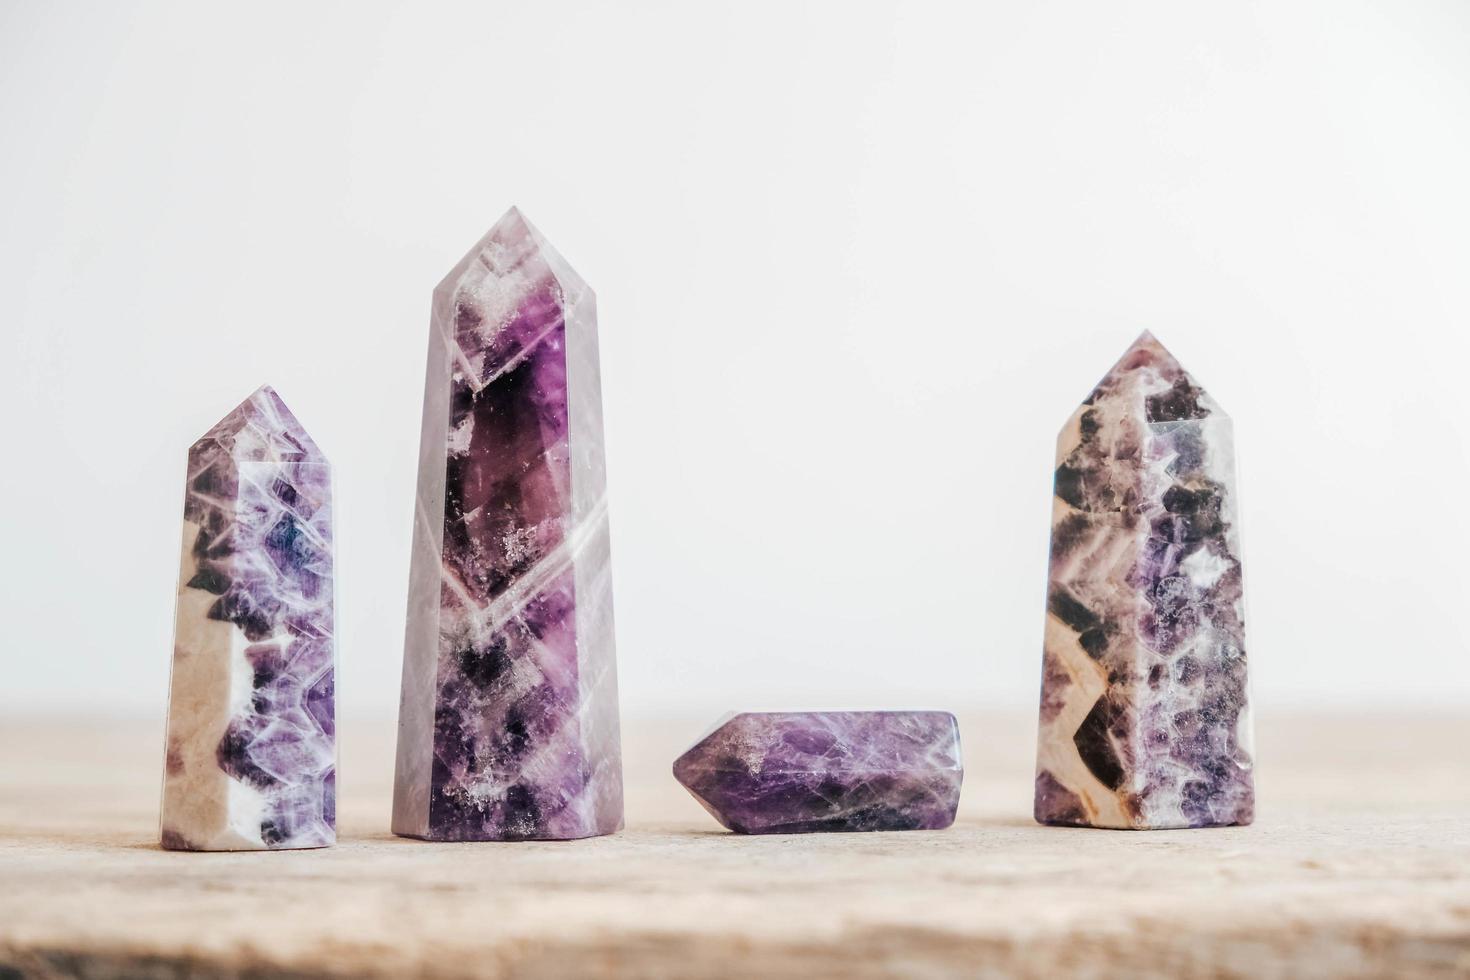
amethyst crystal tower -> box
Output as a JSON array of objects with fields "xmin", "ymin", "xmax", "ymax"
[
  {"xmin": 393, "ymin": 208, "xmax": 622, "ymax": 841},
  {"xmin": 160, "ymin": 386, "xmax": 335, "ymax": 851},
  {"xmin": 674, "ymin": 711, "xmax": 963, "ymax": 834},
  {"xmin": 1035, "ymin": 333, "xmax": 1253, "ymax": 830}
]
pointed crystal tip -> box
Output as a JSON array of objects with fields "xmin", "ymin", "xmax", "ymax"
[
  {"xmin": 436, "ymin": 206, "xmax": 541, "ymax": 296},
  {"xmin": 433, "ymin": 206, "xmax": 590, "ymax": 323},
  {"xmin": 488, "ymin": 205, "xmax": 530, "ymax": 244},
  {"xmin": 1082, "ymin": 331, "xmax": 1224, "ymax": 423},
  {"xmin": 1118, "ymin": 329, "xmax": 1175, "ymax": 365},
  {"xmin": 193, "ymin": 385, "xmax": 325, "ymax": 462}
]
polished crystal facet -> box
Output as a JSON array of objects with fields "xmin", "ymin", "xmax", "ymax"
[
  {"xmin": 1035, "ymin": 333, "xmax": 1253, "ymax": 830},
  {"xmin": 160, "ymin": 385, "xmax": 336, "ymax": 851},
  {"xmin": 393, "ymin": 208, "xmax": 622, "ymax": 841},
  {"xmin": 673, "ymin": 711, "xmax": 963, "ymax": 834}
]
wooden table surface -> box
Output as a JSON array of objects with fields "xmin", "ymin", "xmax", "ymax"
[{"xmin": 1, "ymin": 710, "xmax": 1467, "ymax": 978}]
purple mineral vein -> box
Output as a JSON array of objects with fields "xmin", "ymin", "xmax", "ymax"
[
  {"xmin": 1035, "ymin": 332, "xmax": 1254, "ymax": 830},
  {"xmin": 161, "ymin": 386, "xmax": 336, "ymax": 851},
  {"xmin": 393, "ymin": 208, "xmax": 622, "ymax": 841},
  {"xmin": 673, "ymin": 711, "xmax": 963, "ymax": 835}
]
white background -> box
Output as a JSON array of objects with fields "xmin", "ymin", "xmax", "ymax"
[{"xmin": 3, "ymin": 0, "xmax": 1468, "ymax": 719}]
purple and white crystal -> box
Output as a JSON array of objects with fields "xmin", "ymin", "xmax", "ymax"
[
  {"xmin": 160, "ymin": 385, "xmax": 335, "ymax": 851},
  {"xmin": 674, "ymin": 711, "xmax": 963, "ymax": 834},
  {"xmin": 1035, "ymin": 333, "xmax": 1253, "ymax": 830},
  {"xmin": 392, "ymin": 208, "xmax": 622, "ymax": 841}
]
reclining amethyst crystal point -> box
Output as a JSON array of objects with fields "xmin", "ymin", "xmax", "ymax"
[{"xmin": 673, "ymin": 710, "xmax": 963, "ymax": 835}]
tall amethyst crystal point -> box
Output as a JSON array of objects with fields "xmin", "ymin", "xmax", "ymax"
[
  {"xmin": 160, "ymin": 385, "xmax": 335, "ymax": 851},
  {"xmin": 1035, "ymin": 333, "xmax": 1254, "ymax": 830},
  {"xmin": 673, "ymin": 711, "xmax": 963, "ymax": 835},
  {"xmin": 392, "ymin": 208, "xmax": 622, "ymax": 841}
]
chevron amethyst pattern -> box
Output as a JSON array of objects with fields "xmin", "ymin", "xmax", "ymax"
[
  {"xmin": 161, "ymin": 385, "xmax": 335, "ymax": 851},
  {"xmin": 1035, "ymin": 333, "xmax": 1253, "ymax": 830},
  {"xmin": 393, "ymin": 208, "xmax": 622, "ymax": 841}
]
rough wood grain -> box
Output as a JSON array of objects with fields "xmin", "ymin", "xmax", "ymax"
[{"xmin": 1, "ymin": 711, "xmax": 1467, "ymax": 978}]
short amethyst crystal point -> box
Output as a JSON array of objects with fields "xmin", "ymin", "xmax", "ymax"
[
  {"xmin": 1036, "ymin": 333, "xmax": 1254, "ymax": 831},
  {"xmin": 160, "ymin": 385, "xmax": 336, "ymax": 851},
  {"xmin": 392, "ymin": 208, "xmax": 622, "ymax": 842},
  {"xmin": 673, "ymin": 711, "xmax": 963, "ymax": 835}
]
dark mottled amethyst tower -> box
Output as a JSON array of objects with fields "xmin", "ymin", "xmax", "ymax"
[
  {"xmin": 393, "ymin": 208, "xmax": 622, "ymax": 841},
  {"xmin": 1035, "ymin": 333, "xmax": 1253, "ymax": 830},
  {"xmin": 161, "ymin": 386, "xmax": 335, "ymax": 851}
]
